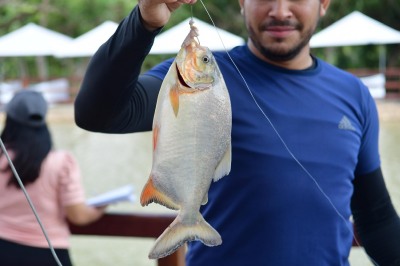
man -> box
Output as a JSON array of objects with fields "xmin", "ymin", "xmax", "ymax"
[{"xmin": 75, "ymin": 0, "xmax": 400, "ymax": 265}]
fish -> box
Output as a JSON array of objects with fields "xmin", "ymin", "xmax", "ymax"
[{"xmin": 140, "ymin": 19, "xmax": 232, "ymax": 259}]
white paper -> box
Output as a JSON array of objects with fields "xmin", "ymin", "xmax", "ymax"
[{"xmin": 86, "ymin": 185, "xmax": 136, "ymax": 207}]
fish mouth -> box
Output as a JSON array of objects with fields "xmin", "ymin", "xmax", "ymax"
[{"xmin": 176, "ymin": 64, "xmax": 191, "ymax": 88}]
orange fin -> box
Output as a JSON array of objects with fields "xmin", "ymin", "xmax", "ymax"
[
  {"xmin": 140, "ymin": 176, "xmax": 179, "ymax": 210},
  {"xmin": 169, "ymin": 85, "xmax": 179, "ymax": 117}
]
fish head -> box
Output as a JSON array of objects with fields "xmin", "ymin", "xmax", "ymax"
[{"xmin": 175, "ymin": 23, "xmax": 217, "ymax": 91}]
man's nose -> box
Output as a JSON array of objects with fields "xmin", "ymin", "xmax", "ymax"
[{"xmin": 268, "ymin": 0, "xmax": 293, "ymax": 20}]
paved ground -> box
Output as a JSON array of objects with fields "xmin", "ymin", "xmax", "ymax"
[{"xmin": 375, "ymin": 99, "xmax": 400, "ymax": 121}]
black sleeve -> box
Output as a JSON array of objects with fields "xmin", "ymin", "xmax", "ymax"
[
  {"xmin": 351, "ymin": 167, "xmax": 400, "ymax": 266},
  {"xmin": 74, "ymin": 5, "xmax": 162, "ymax": 133}
]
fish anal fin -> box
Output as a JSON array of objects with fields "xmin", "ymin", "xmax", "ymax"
[
  {"xmin": 140, "ymin": 176, "xmax": 179, "ymax": 210},
  {"xmin": 213, "ymin": 143, "xmax": 231, "ymax": 182},
  {"xmin": 148, "ymin": 212, "xmax": 221, "ymax": 259},
  {"xmin": 169, "ymin": 85, "xmax": 179, "ymax": 117}
]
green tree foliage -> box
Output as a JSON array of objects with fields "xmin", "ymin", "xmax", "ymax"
[
  {"xmin": 0, "ymin": 0, "xmax": 136, "ymax": 80},
  {"xmin": 0, "ymin": 0, "xmax": 134, "ymax": 36}
]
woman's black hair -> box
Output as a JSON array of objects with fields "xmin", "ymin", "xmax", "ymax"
[{"xmin": 0, "ymin": 117, "xmax": 52, "ymax": 188}]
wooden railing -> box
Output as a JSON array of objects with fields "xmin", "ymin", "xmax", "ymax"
[
  {"xmin": 348, "ymin": 67, "xmax": 400, "ymax": 98},
  {"xmin": 69, "ymin": 212, "xmax": 361, "ymax": 266}
]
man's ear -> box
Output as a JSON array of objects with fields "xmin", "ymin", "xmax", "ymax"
[
  {"xmin": 320, "ymin": 0, "xmax": 331, "ymax": 17},
  {"xmin": 239, "ymin": 0, "xmax": 244, "ymax": 14}
]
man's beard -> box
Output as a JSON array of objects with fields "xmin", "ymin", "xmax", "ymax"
[{"xmin": 248, "ymin": 19, "xmax": 318, "ymax": 62}]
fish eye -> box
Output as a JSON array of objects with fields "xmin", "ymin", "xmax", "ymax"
[{"xmin": 202, "ymin": 55, "xmax": 210, "ymax": 64}]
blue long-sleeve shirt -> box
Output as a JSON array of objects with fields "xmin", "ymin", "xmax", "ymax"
[{"xmin": 75, "ymin": 5, "xmax": 400, "ymax": 266}]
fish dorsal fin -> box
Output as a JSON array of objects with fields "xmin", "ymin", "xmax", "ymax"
[{"xmin": 213, "ymin": 143, "xmax": 231, "ymax": 182}]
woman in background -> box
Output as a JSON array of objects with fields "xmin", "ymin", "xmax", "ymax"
[{"xmin": 0, "ymin": 90, "xmax": 106, "ymax": 266}]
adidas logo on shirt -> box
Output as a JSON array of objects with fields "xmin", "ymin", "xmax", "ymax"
[{"xmin": 338, "ymin": 116, "xmax": 356, "ymax": 131}]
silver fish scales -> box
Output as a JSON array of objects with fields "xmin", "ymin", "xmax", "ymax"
[{"xmin": 140, "ymin": 19, "xmax": 232, "ymax": 259}]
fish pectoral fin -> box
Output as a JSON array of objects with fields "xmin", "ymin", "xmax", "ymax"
[
  {"xmin": 169, "ymin": 85, "xmax": 179, "ymax": 117},
  {"xmin": 148, "ymin": 212, "xmax": 222, "ymax": 259},
  {"xmin": 140, "ymin": 176, "xmax": 180, "ymax": 210},
  {"xmin": 213, "ymin": 143, "xmax": 232, "ymax": 182}
]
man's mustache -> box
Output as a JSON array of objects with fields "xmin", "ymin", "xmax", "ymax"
[{"xmin": 260, "ymin": 20, "xmax": 302, "ymax": 30}]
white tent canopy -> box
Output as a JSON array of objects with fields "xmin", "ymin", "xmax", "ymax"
[
  {"xmin": 150, "ymin": 18, "xmax": 245, "ymax": 54},
  {"xmin": 0, "ymin": 23, "xmax": 72, "ymax": 57},
  {"xmin": 54, "ymin": 21, "xmax": 118, "ymax": 58},
  {"xmin": 310, "ymin": 11, "xmax": 400, "ymax": 48}
]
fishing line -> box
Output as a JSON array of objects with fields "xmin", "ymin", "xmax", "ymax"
[
  {"xmin": 0, "ymin": 138, "xmax": 63, "ymax": 266},
  {"xmin": 197, "ymin": 0, "xmax": 372, "ymax": 257}
]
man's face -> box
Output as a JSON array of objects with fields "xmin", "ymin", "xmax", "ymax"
[{"xmin": 240, "ymin": 0, "xmax": 329, "ymax": 63}]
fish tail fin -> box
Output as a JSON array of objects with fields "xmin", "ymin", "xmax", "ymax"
[{"xmin": 149, "ymin": 212, "xmax": 222, "ymax": 259}]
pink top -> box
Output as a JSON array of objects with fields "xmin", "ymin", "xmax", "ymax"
[{"xmin": 0, "ymin": 150, "xmax": 86, "ymax": 248}]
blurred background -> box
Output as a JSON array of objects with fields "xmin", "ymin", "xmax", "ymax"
[
  {"xmin": 0, "ymin": 1, "xmax": 399, "ymax": 265},
  {"xmin": 0, "ymin": 0, "xmax": 399, "ymax": 87}
]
